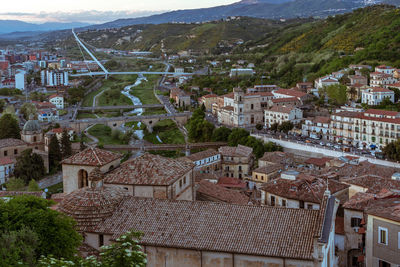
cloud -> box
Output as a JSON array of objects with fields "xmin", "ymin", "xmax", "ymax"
[{"xmin": 0, "ymin": 10, "xmax": 168, "ymax": 24}]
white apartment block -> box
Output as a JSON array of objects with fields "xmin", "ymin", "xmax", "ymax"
[
  {"xmin": 330, "ymin": 109, "xmax": 400, "ymax": 149},
  {"xmin": 370, "ymin": 72, "xmax": 398, "ymax": 87},
  {"xmin": 264, "ymin": 105, "xmax": 303, "ymax": 128},
  {"xmin": 375, "ymin": 65, "xmax": 395, "ymax": 75},
  {"xmin": 49, "ymin": 94, "xmax": 64, "ymax": 109},
  {"xmin": 314, "ymin": 75, "xmax": 339, "ymax": 89},
  {"xmin": 41, "ymin": 70, "xmax": 69, "ymax": 87},
  {"xmin": 15, "ymin": 71, "xmax": 25, "ymax": 90},
  {"xmin": 302, "ymin": 116, "xmax": 331, "ymax": 140},
  {"xmin": 361, "ymin": 87, "xmax": 394, "ymax": 105}
]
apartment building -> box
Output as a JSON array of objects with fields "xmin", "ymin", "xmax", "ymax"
[
  {"xmin": 370, "ymin": 72, "xmax": 398, "ymax": 88},
  {"xmin": 302, "ymin": 116, "xmax": 331, "ymax": 140},
  {"xmin": 362, "ymin": 87, "xmax": 395, "ymax": 105},
  {"xmin": 219, "ymin": 145, "xmax": 254, "ymax": 179},
  {"xmin": 264, "ymin": 105, "xmax": 303, "ymax": 128}
]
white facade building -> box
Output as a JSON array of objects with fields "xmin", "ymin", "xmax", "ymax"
[
  {"xmin": 49, "ymin": 94, "xmax": 64, "ymax": 109},
  {"xmin": 264, "ymin": 105, "xmax": 303, "ymax": 128},
  {"xmin": 0, "ymin": 157, "xmax": 14, "ymax": 185},
  {"xmin": 314, "ymin": 75, "xmax": 340, "ymax": 89},
  {"xmin": 41, "ymin": 70, "xmax": 69, "ymax": 86},
  {"xmin": 15, "ymin": 71, "xmax": 25, "ymax": 90},
  {"xmin": 361, "ymin": 87, "xmax": 394, "ymax": 106}
]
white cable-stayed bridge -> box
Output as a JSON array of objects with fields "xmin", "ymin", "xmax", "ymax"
[{"xmin": 71, "ymin": 29, "xmax": 195, "ymax": 79}]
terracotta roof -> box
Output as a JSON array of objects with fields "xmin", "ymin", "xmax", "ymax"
[
  {"xmin": 365, "ymin": 196, "xmax": 400, "ymax": 222},
  {"xmin": 49, "ymin": 127, "xmax": 73, "ymax": 134},
  {"xmin": 104, "ymin": 153, "xmax": 194, "ymax": 186},
  {"xmin": 197, "ymin": 180, "xmax": 250, "ymax": 205},
  {"xmin": 58, "ymin": 185, "xmax": 129, "ymax": 232},
  {"xmin": 387, "ymin": 83, "xmax": 400, "ymax": 88},
  {"xmin": 217, "ymin": 177, "xmax": 247, "ymax": 189},
  {"xmin": 185, "ymin": 149, "xmax": 220, "ymax": 162},
  {"xmin": 0, "ymin": 157, "xmax": 14, "ymax": 165},
  {"xmin": 245, "ymin": 92, "xmax": 274, "ymax": 97},
  {"xmin": 331, "ymin": 161, "xmax": 399, "ymax": 178},
  {"xmin": 305, "ymin": 157, "xmax": 332, "ymax": 167},
  {"xmin": 367, "ymin": 87, "xmax": 393, "ymax": 93},
  {"xmin": 340, "ymin": 175, "xmax": 400, "ymax": 194},
  {"xmin": 259, "ymin": 151, "xmax": 294, "ymax": 166},
  {"xmin": 91, "ymin": 197, "xmax": 327, "ymax": 260},
  {"xmin": 62, "ymin": 147, "xmax": 122, "ymax": 167},
  {"xmin": 271, "ymin": 97, "xmax": 299, "ymax": 103},
  {"xmin": 253, "ymin": 163, "xmax": 282, "ymax": 174},
  {"xmin": 202, "ymin": 94, "xmax": 218, "ymax": 99},
  {"xmin": 0, "ymin": 138, "xmax": 26, "ymax": 149},
  {"xmin": 364, "ymin": 109, "xmax": 399, "ymax": 117},
  {"xmin": 262, "ymin": 176, "xmax": 349, "ymax": 204},
  {"xmin": 313, "ymin": 116, "xmax": 331, "ymax": 124},
  {"xmin": 268, "ymin": 105, "xmax": 297, "ymax": 114},
  {"xmin": 221, "ymin": 106, "xmax": 234, "ymax": 111},
  {"xmin": 0, "ymin": 191, "xmax": 44, "ymax": 198},
  {"xmin": 343, "ymin": 192, "xmax": 375, "ymax": 211},
  {"xmin": 49, "ymin": 94, "xmax": 62, "ymax": 99},
  {"xmin": 274, "ymin": 89, "xmax": 307, "ymax": 98},
  {"xmin": 222, "ymin": 92, "xmax": 234, "ymax": 99},
  {"xmin": 219, "ymin": 145, "xmax": 253, "ymax": 158}
]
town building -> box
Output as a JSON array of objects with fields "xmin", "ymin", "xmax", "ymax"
[
  {"xmin": 361, "ymin": 87, "xmax": 395, "ymax": 105},
  {"xmin": 268, "ymin": 97, "xmax": 300, "ymax": 107},
  {"xmin": 183, "ymin": 149, "xmax": 221, "ymax": 178},
  {"xmin": 170, "ymin": 88, "xmax": 191, "ymax": 108},
  {"xmin": 15, "ymin": 71, "xmax": 25, "ymax": 90},
  {"xmin": 41, "ymin": 70, "xmax": 69, "ymax": 87},
  {"xmin": 229, "ymin": 68, "xmax": 254, "ymax": 77},
  {"xmin": 198, "ymin": 94, "xmax": 218, "ymax": 111},
  {"xmin": 57, "ymin": 174, "xmax": 340, "ymax": 267},
  {"xmin": 61, "ymin": 147, "xmax": 123, "ymax": 194},
  {"xmin": 302, "ymin": 116, "xmax": 331, "ymax": 140},
  {"xmin": 217, "ymin": 88, "xmax": 272, "ymax": 127},
  {"xmin": 272, "ymin": 88, "xmax": 309, "ymax": 102},
  {"xmin": 370, "ymin": 72, "xmax": 398, "ymax": 88},
  {"xmin": 261, "ymin": 174, "xmax": 349, "ymax": 210},
  {"xmin": 103, "ymin": 153, "xmax": 195, "ymax": 201},
  {"xmin": 196, "ymin": 180, "xmax": 250, "ymax": 205},
  {"xmin": 375, "ymin": 65, "xmax": 396, "ymax": 75},
  {"xmin": 219, "ymin": 145, "xmax": 254, "ymax": 179},
  {"xmin": 258, "ymin": 151, "xmax": 295, "ymax": 169},
  {"xmin": 264, "ymin": 105, "xmax": 303, "ymax": 128},
  {"xmin": 251, "ymin": 163, "xmax": 282, "ymax": 183},
  {"xmin": 44, "ymin": 128, "xmax": 75, "ymax": 152},
  {"xmin": 49, "ymin": 94, "xmax": 64, "ymax": 109},
  {"xmin": 0, "ymin": 138, "xmax": 28, "ymax": 159},
  {"xmin": 0, "ymin": 157, "xmax": 14, "ymax": 185},
  {"xmin": 349, "ymin": 75, "xmax": 368, "ymax": 86},
  {"xmin": 314, "ymin": 75, "xmax": 339, "ymax": 89}
]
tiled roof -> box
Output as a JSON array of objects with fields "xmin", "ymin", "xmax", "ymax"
[
  {"xmin": 92, "ymin": 197, "xmax": 325, "ymax": 260},
  {"xmin": 0, "ymin": 138, "xmax": 26, "ymax": 149},
  {"xmin": 62, "ymin": 147, "xmax": 122, "ymax": 167},
  {"xmin": 0, "ymin": 157, "xmax": 14, "ymax": 165},
  {"xmin": 0, "ymin": 191, "xmax": 44, "ymax": 198},
  {"xmin": 104, "ymin": 153, "xmax": 194, "ymax": 186},
  {"xmin": 343, "ymin": 192, "xmax": 375, "ymax": 211},
  {"xmin": 271, "ymin": 97, "xmax": 298, "ymax": 103},
  {"xmin": 313, "ymin": 116, "xmax": 331, "ymax": 124},
  {"xmin": 185, "ymin": 149, "xmax": 220, "ymax": 162},
  {"xmin": 305, "ymin": 157, "xmax": 332, "ymax": 167},
  {"xmin": 340, "ymin": 175, "xmax": 400, "ymax": 194},
  {"xmin": 196, "ymin": 180, "xmax": 250, "ymax": 205},
  {"xmin": 219, "ymin": 145, "xmax": 253, "ymax": 158},
  {"xmin": 253, "ymin": 163, "xmax": 281, "ymax": 174},
  {"xmin": 268, "ymin": 105, "xmax": 296, "ymax": 114},
  {"xmin": 259, "ymin": 151, "xmax": 294, "ymax": 166},
  {"xmin": 217, "ymin": 177, "xmax": 247, "ymax": 189},
  {"xmin": 274, "ymin": 89, "xmax": 307, "ymax": 98},
  {"xmin": 49, "ymin": 94, "xmax": 62, "ymax": 99},
  {"xmin": 365, "ymin": 195, "xmax": 400, "ymax": 222},
  {"xmin": 367, "ymin": 87, "xmax": 393, "ymax": 93},
  {"xmin": 202, "ymin": 94, "xmax": 218, "ymax": 99},
  {"xmin": 332, "ymin": 161, "xmax": 399, "ymax": 178},
  {"xmin": 58, "ymin": 185, "xmax": 129, "ymax": 232},
  {"xmin": 364, "ymin": 109, "xmax": 399, "ymax": 117},
  {"xmin": 262, "ymin": 175, "xmax": 349, "ymax": 204}
]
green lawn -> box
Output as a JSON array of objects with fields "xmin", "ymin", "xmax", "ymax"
[
  {"xmin": 82, "ymin": 89, "xmax": 102, "ymax": 107},
  {"xmin": 144, "ymin": 119, "xmax": 185, "ymax": 144},
  {"xmin": 130, "ymin": 75, "xmax": 161, "ymax": 104},
  {"xmin": 88, "ymin": 124, "xmax": 126, "ymax": 145},
  {"xmin": 77, "ymin": 112, "xmax": 97, "ymax": 119},
  {"xmin": 46, "ymin": 182, "xmax": 63, "ymax": 196}
]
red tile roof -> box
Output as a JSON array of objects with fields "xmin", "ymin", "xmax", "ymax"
[
  {"xmin": 274, "ymin": 89, "xmax": 307, "ymax": 98},
  {"xmin": 92, "ymin": 197, "xmax": 327, "ymax": 260},
  {"xmin": 364, "ymin": 109, "xmax": 399, "ymax": 117},
  {"xmin": 217, "ymin": 177, "xmax": 247, "ymax": 189},
  {"xmin": 104, "ymin": 153, "xmax": 194, "ymax": 186},
  {"xmin": 197, "ymin": 180, "xmax": 250, "ymax": 205},
  {"xmin": 202, "ymin": 94, "xmax": 218, "ymax": 99},
  {"xmin": 271, "ymin": 97, "xmax": 298, "ymax": 103},
  {"xmin": 185, "ymin": 149, "xmax": 220, "ymax": 162},
  {"xmin": 62, "ymin": 147, "xmax": 122, "ymax": 167},
  {"xmin": 0, "ymin": 138, "xmax": 26, "ymax": 149},
  {"xmin": 365, "ymin": 195, "xmax": 400, "ymax": 222},
  {"xmin": 0, "ymin": 157, "xmax": 14, "ymax": 165},
  {"xmin": 305, "ymin": 157, "xmax": 332, "ymax": 167},
  {"xmin": 341, "ymin": 175, "xmax": 400, "ymax": 194}
]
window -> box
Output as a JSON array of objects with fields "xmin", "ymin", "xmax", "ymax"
[
  {"xmin": 270, "ymin": 196, "xmax": 275, "ymax": 206},
  {"xmin": 4, "ymin": 151, "xmax": 7, "ymax": 156},
  {"xmin": 184, "ymin": 177, "xmax": 187, "ymax": 184},
  {"xmin": 378, "ymin": 260, "xmax": 391, "ymax": 267},
  {"xmin": 299, "ymin": 200, "xmax": 304, "ymax": 209},
  {"xmin": 14, "ymin": 149, "xmax": 17, "ymax": 155},
  {"xmin": 378, "ymin": 227, "xmax": 388, "ymax": 245},
  {"xmin": 99, "ymin": 234, "xmax": 104, "ymax": 247},
  {"xmin": 307, "ymin": 204, "xmax": 313, "ymax": 210},
  {"xmin": 179, "ymin": 179, "xmax": 183, "ymax": 188},
  {"xmin": 351, "ymin": 217, "xmax": 362, "ymax": 227},
  {"xmin": 282, "ymin": 199, "xmax": 286, "ymax": 207}
]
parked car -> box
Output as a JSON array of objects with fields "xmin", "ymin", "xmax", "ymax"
[
  {"xmin": 319, "ymin": 142, "xmax": 325, "ymax": 146},
  {"xmin": 334, "ymin": 145, "xmax": 341, "ymax": 149},
  {"xmin": 326, "ymin": 143, "xmax": 333, "ymax": 147}
]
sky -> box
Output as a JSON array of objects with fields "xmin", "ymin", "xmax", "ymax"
[{"xmin": 0, "ymin": 0, "xmax": 238, "ymax": 24}]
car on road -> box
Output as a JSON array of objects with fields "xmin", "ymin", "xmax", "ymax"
[
  {"xmin": 334, "ymin": 144, "xmax": 341, "ymax": 149},
  {"xmin": 326, "ymin": 143, "xmax": 333, "ymax": 147},
  {"xmin": 319, "ymin": 142, "xmax": 325, "ymax": 146}
]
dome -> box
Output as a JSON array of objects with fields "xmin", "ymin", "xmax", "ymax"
[
  {"xmin": 58, "ymin": 185, "xmax": 129, "ymax": 232},
  {"xmin": 22, "ymin": 118, "xmax": 41, "ymax": 133}
]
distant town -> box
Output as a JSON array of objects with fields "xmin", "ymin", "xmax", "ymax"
[{"xmin": 1, "ymin": 10, "xmax": 400, "ymax": 267}]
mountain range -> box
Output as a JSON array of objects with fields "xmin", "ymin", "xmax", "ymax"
[{"xmin": 0, "ymin": 20, "xmax": 90, "ymax": 34}]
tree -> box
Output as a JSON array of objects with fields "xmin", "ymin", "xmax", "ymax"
[
  {"xmin": 49, "ymin": 134, "xmax": 62, "ymax": 170},
  {"xmin": 80, "ymin": 140, "xmax": 86, "ymax": 151},
  {"xmin": 324, "ymin": 84, "xmax": 348, "ymax": 106},
  {"xmin": 6, "ymin": 178, "xmax": 26, "ymax": 191},
  {"xmin": 0, "ymin": 113, "xmax": 21, "ymax": 139},
  {"xmin": 14, "ymin": 149, "xmax": 46, "ymax": 184},
  {"xmin": 20, "ymin": 103, "xmax": 37, "ymax": 120},
  {"xmin": 212, "ymin": 127, "xmax": 232, "ymax": 142},
  {"xmin": 0, "ymin": 99, "xmax": 5, "ymax": 112},
  {"xmin": 0, "ymin": 195, "xmax": 82, "ymax": 262},
  {"xmin": 270, "ymin": 122, "xmax": 279, "ymax": 132},
  {"xmin": 28, "ymin": 179, "xmax": 41, "ymax": 191},
  {"xmin": 38, "ymin": 231, "xmax": 146, "ymax": 267},
  {"xmin": 0, "ymin": 227, "xmax": 39, "ymax": 266},
  {"xmin": 255, "ymin": 123, "xmax": 263, "ymax": 131},
  {"xmin": 227, "ymin": 128, "xmax": 249, "ymax": 146},
  {"xmin": 383, "ymin": 140, "xmax": 400, "ymax": 161},
  {"xmin": 278, "ymin": 121, "xmax": 294, "ymax": 133},
  {"xmin": 60, "ymin": 130, "xmax": 72, "ymax": 159}
]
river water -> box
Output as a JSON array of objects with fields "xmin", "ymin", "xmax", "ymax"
[{"xmin": 121, "ymin": 74, "xmax": 162, "ymax": 143}]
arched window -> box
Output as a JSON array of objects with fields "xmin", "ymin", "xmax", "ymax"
[{"xmin": 78, "ymin": 169, "xmax": 89, "ymax": 188}]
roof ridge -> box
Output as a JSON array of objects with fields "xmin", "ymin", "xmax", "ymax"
[{"xmin": 91, "ymin": 147, "xmax": 102, "ymax": 165}]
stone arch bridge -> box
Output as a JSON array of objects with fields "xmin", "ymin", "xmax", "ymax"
[{"xmin": 59, "ymin": 112, "xmax": 191, "ymax": 133}]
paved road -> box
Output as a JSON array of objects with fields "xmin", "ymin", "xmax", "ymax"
[{"xmin": 38, "ymin": 172, "xmax": 62, "ymax": 189}]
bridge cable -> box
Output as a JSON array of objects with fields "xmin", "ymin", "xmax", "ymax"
[{"xmin": 75, "ymin": 37, "xmax": 93, "ymax": 77}]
